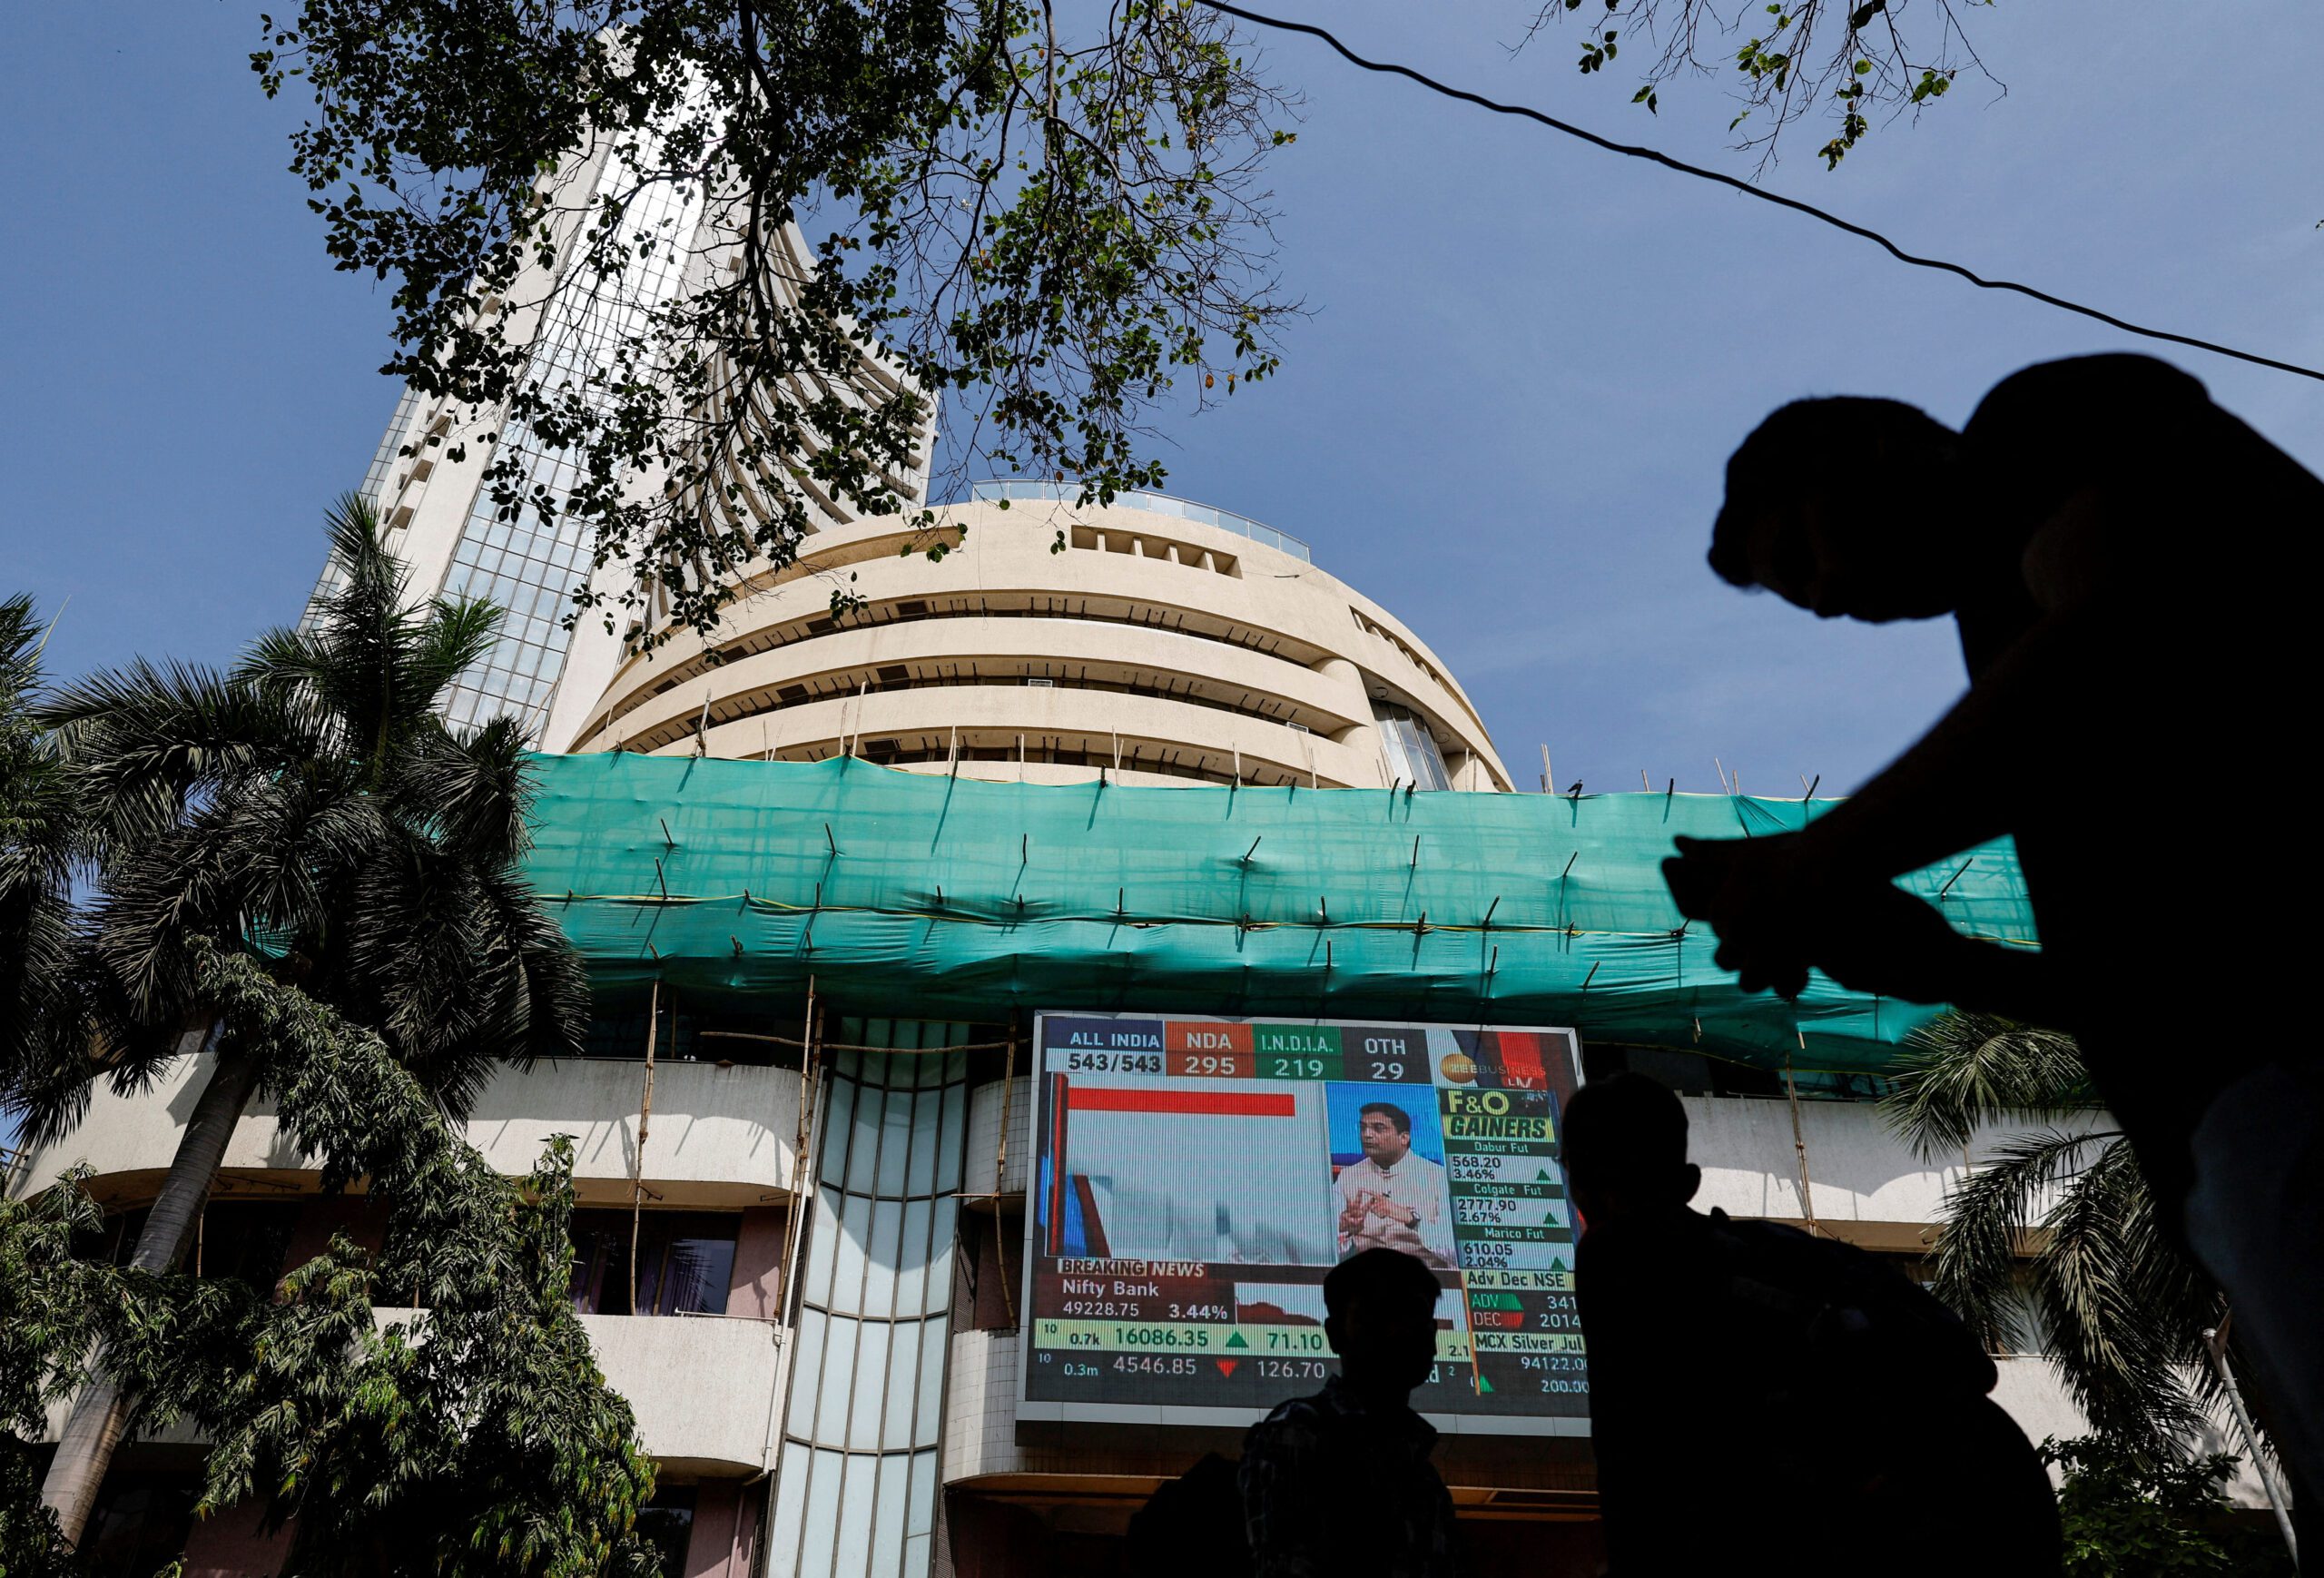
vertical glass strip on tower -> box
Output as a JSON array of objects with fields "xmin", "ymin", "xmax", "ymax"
[
  {"xmin": 359, "ymin": 382, "xmax": 426, "ymax": 510},
  {"xmin": 769, "ymin": 1021, "xmax": 970, "ymax": 1578},
  {"xmin": 435, "ymin": 136, "xmax": 708, "ymax": 734},
  {"xmin": 300, "ymin": 382, "xmax": 429, "ymax": 629}
]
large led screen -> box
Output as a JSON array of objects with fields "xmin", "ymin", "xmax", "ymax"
[{"xmin": 1019, "ymin": 1012, "xmax": 1587, "ymax": 1435}]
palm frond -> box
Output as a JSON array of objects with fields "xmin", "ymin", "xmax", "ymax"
[
  {"xmin": 313, "ymin": 493, "xmax": 409, "ymax": 637},
  {"xmin": 2034, "ymin": 1136, "xmax": 2216, "ymax": 1449},
  {"xmin": 2, "ymin": 592, "xmax": 103, "ymax": 1120},
  {"xmin": 393, "ymin": 715, "xmax": 535, "ymax": 866},
  {"xmin": 468, "ymin": 862, "xmax": 590, "ymax": 1068},
  {"xmin": 1883, "ymin": 1011, "xmax": 2097, "ymax": 1160},
  {"xmin": 232, "ymin": 625, "xmax": 338, "ymax": 704},
  {"xmin": 408, "ymin": 597, "xmax": 506, "ymax": 709},
  {"xmin": 1931, "ymin": 1125, "xmax": 2119, "ymax": 1349},
  {"xmin": 39, "ymin": 657, "xmax": 329, "ymax": 847}
]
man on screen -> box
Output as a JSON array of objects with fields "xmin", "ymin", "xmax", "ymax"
[{"xmin": 1334, "ymin": 1102, "xmax": 1456, "ymax": 1269}]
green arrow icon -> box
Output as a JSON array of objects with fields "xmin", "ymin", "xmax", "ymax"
[{"xmin": 1225, "ymin": 1330, "xmax": 1248, "ymax": 1349}]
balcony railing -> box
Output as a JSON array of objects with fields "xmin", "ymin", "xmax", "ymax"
[{"xmin": 969, "ymin": 479, "xmax": 1312, "ymax": 563}]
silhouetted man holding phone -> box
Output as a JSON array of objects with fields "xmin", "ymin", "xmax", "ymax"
[{"xmin": 1663, "ymin": 354, "xmax": 2324, "ymax": 1484}]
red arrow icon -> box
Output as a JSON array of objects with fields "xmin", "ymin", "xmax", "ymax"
[{"xmin": 1216, "ymin": 1359, "xmax": 1240, "ymax": 1378}]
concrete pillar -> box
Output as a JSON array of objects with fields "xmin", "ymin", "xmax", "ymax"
[{"xmin": 1316, "ymin": 656, "xmax": 1384, "ymax": 784}]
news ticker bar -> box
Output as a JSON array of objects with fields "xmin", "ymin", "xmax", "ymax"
[{"xmin": 1029, "ymin": 1319, "xmax": 1589, "ymax": 1358}]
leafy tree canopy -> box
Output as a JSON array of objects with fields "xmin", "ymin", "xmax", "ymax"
[
  {"xmin": 0, "ymin": 1168, "xmax": 107, "ymax": 1574},
  {"xmin": 1882, "ymin": 1013, "xmax": 2227, "ymax": 1453},
  {"xmin": 1, "ymin": 942, "xmax": 661, "ymax": 1576},
  {"xmin": 1516, "ymin": 0, "xmax": 1994, "ymax": 169},
  {"xmin": 252, "ymin": 0, "xmax": 1300, "ymax": 645},
  {"xmin": 2042, "ymin": 1433, "xmax": 2293, "ymax": 1578}
]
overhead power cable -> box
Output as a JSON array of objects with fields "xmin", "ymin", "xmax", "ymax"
[{"xmin": 1197, "ymin": 0, "xmax": 2324, "ymax": 387}]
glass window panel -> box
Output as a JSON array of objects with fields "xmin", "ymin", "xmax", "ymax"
[
  {"xmin": 787, "ymin": 1307, "xmax": 827, "ymax": 1434},
  {"xmin": 904, "ymin": 1090, "xmax": 939, "ymax": 1197},
  {"xmin": 803, "ymin": 1448, "xmax": 847, "ymax": 1578},
  {"xmin": 913, "ymin": 1320, "xmax": 948, "ymax": 1448},
  {"xmin": 819, "ymin": 1080, "xmax": 855, "ymax": 1188},
  {"xmin": 660, "ymin": 1233, "xmax": 734, "ymax": 1316},
  {"xmin": 831, "ymin": 1193, "xmax": 872, "ymax": 1314},
  {"xmin": 924, "ymin": 1198, "xmax": 959, "ymax": 1317},
  {"xmin": 845, "ymin": 1087, "xmax": 884, "ymax": 1196},
  {"xmin": 833, "ymin": 1453, "xmax": 878, "ymax": 1578},
  {"xmin": 863, "ymin": 1199, "xmax": 903, "ymax": 1317},
  {"xmin": 767, "ymin": 1441, "xmax": 812, "ymax": 1578},
  {"xmin": 893, "ymin": 1199, "xmax": 932, "ymax": 1316},
  {"xmin": 847, "ymin": 1320, "xmax": 891, "ymax": 1450},
  {"xmin": 869, "ymin": 1454, "xmax": 909, "ymax": 1577},
  {"xmin": 907, "ymin": 1448, "xmax": 937, "ymax": 1536},
  {"xmin": 875, "ymin": 1091, "xmax": 915, "ymax": 1198},
  {"xmin": 935, "ymin": 1084, "xmax": 968, "ymax": 1192},
  {"xmin": 903, "ymin": 1534, "xmax": 931, "ymax": 1578},
  {"xmin": 803, "ymin": 1194, "xmax": 839, "ymax": 1309},
  {"xmin": 881, "ymin": 1317, "xmax": 922, "ymax": 1450},
  {"xmin": 812, "ymin": 1315, "xmax": 858, "ymax": 1446}
]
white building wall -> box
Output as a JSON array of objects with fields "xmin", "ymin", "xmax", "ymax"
[{"xmin": 8, "ymin": 1053, "xmax": 802, "ymax": 1210}]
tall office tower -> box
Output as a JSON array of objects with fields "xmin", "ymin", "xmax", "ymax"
[
  {"xmin": 309, "ymin": 129, "xmax": 932, "ymax": 747},
  {"xmin": 567, "ymin": 482, "xmax": 1513, "ymax": 794}
]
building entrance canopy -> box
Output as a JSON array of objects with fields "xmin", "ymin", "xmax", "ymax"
[{"xmin": 524, "ymin": 754, "xmax": 2033, "ymax": 1075}]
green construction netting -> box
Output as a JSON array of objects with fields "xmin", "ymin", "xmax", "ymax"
[{"xmin": 522, "ymin": 753, "xmax": 2035, "ymax": 1075}]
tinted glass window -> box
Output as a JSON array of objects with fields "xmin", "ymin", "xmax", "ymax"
[{"xmin": 570, "ymin": 1209, "xmax": 739, "ymax": 1316}]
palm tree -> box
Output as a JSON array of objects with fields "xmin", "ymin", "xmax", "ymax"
[
  {"xmin": 0, "ymin": 595, "xmax": 90, "ymax": 1136},
  {"xmin": 1879, "ymin": 1011, "xmax": 2226, "ymax": 1453},
  {"xmin": 17, "ymin": 498, "xmax": 589, "ymax": 1545}
]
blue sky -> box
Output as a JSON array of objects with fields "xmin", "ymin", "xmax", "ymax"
[{"xmin": 4, "ymin": 1, "xmax": 2318, "ymax": 797}]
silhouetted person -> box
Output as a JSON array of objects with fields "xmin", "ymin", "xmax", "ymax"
[
  {"xmin": 1129, "ymin": 1452, "xmax": 1256, "ymax": 1578},
  {"xmin": 1568, "ymin": 1072, "xmax": 2059, "ymax": 1578},
  {"xmin": 1663, "ymin": 354, "xmax": 2324, "ymax": 1487},
  {"xmin": 1239, "ymin": 1248, "xmax": 1460, "ymax": 1578}
]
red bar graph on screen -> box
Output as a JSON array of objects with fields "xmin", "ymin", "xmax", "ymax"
[
  {"xmin": 1046, "ymin": 1072, "xmax": 1070, "ymax": 1255},
  {"xmin": 1065, "ymin": 1088, "xmax": 1297, "ymax": 1118}
]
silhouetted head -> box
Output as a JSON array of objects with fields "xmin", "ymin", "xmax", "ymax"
[
  {"xmin": 1561, "ymin": 1073, "xmax": 1700, "ymax": 1232},
  {"xmin": 1710, "ymin": 397, "xmax": 1974, "ymax": 622},
  {"xmin": 1324, "ymin": 1248, "xmax": 1442, "ymax": 1398},
  {"xmin": 1357, "ymin": 1101, "xmax": 1414, "ymax": 1167}
]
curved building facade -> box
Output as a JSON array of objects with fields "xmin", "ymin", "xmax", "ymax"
[{"xmin": 568, "ymin": 484, "xmax": 1512, "ymax": 795}]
